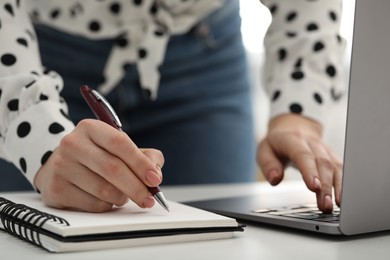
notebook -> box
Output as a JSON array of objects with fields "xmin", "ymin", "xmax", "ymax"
[
  {"xmin": 187, "ymin": 0, "xmax": 390, "ymax": 236},
  {"xmin": 0, "ymin": 192, "xmax": 243, "ymax": 252}
]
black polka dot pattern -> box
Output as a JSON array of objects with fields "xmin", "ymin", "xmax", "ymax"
[
  {"xmin": 269, "ymin": 4, "xmax": 278, "ymax": 14},
  {"xmin": 291, "ymin": 58, "xmax": 305, "ymax": 80},
  {"xmin": 154, "ymin": 29, "xmax": 165, "ymax": 37},
  {"xmin": 60, "ymin": 108, "xmax": 71, "ymax": 120},
  {"xmin": 39, "ymin": 93, "xmax": 49, "ymax": 100},
  {"xmin": 149, "ymin": 3, "xmax": 158, "ymax": 15},
  {"xmin": 290, "ymin": 103, "xmax": 303, "ymax": 114},
  {"xmin": 88, "ymin": 20, "xmax": 101, "ymax": 32},
  {"xmin": 8, "ymin": 99, "xmax": 19, "ymax": 111},
  {"xmin": 313, "ymin": 93, "xmax": 323, "ymax": 104},
  {"xmin": 286, "ymin": 31, "xmax": 297, "ymax": 38},
  {"xmin": 278, "ymin": 48, "xmax": 287, "ymax": 61},
  {"xmin": 0, "ymin": 0, "xmax": 345, "ymax": 187},
  {"xmin": 138, "ymin": 48, "xmax": 147, "ymax": 59},
  {"xmin": 117, "ymin": 37, "xmax": 128, "ymax": 47},
  {"xmin": 4, "ymin": 3, "xmax": 14, "ymax": 16},
  {"xmin": 19, "ymin": 158, "xmax": 27, "ymax": 173},
  {"xmin": 313, "ymin": 41, "xmax": 325, "ymax": 52},
  {"xmin": 263, "ymin": 0, "xmax": 345, "ymax": 125},
  {"xmin": 326, "ymin": 64, "xmax": 337, "ymax": 77},
  {"xmin": 307, "ymin": 23, "xmax": 319, "ymax": 31},
  {"xmin": 329, "ymin": 11, "xmax": 337, "ymax": 22},
  {"xmin": 49, "ymin": 122, "xmax": 65, "ymax": 134},
  {"xmin": 17, "ymin": 122, "xmax": 31, "ymax": 138},
  {"xmin": 50, "ymin": 9, "xmax": 61, "ymax": 19},
  {"xmin": 0, "ymin": 1, "xmax": 228, "ymax": 100},
  {"xmin": 110, "ymin": 3, "xmax": 121, "ymax": 14},
  {"xmin": 41, "ymin": 151, "xmax": 53, "ymax": 165},
  {"xmin": 16, "ymin": 38, "xmax": 28, "ymax": 47},
  {"xmin": 286, "ymin": 11, "xmax": 297, "ymax": 22},
  {"xmin": 7, "ymin": 104, "xmax": 73, "ymax": 183},
  {"xmin": 272, "ymin": 90, "xmax": 281, "ymax": 101},
  {"xmin": 1, "ymin": 53, "xmax": 17, "ymax": 66}
]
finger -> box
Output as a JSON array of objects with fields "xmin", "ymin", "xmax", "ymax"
[
  {"xmin": 79, "ymin": 147, "xmax": 155, "ymax": 209},
  {"xmin": 64, "ymin": 162, "xmax": 129, "ymax": 207},
  {"xmin": 328, "ymin": 149, "xmax": 343, "ymax": 207},
  {"xmin": 140, "ymin": 148, "xmax": 165, "ymax": 168},
  {"xmin": 43, "ymin": 179, "xmax": 114, "ymax": 213},
  {"xmin": 274, "ymin": 134, "xmax": 321, "ymax": 193},
  {"xmin": 140, "ymin": 148, "xmax": 165, "ymax": 185},
  {"xmin": 80, "ymin": 120, "xmax": 162, "ymax": 187},
  {"xmin": 316, "ymin": 160, "xmax": 334, "ymax": 213},
  {"xmin": 308, "ymin": 142, "xmax": 335, "ymax": 213},
  {"xmin": 257, "ymin": 139, "xmax": 284, "ymax": 185},
  {"xmin": 59, "ymin": 127, "xmax": 155, "ymax": 209}
]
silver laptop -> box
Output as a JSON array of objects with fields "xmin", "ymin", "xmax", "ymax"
[{"xmin": 187, "ymin": 0, "xmax": 390, "ymax": 236}]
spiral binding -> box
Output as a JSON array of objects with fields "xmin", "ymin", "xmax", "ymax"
[{"xmin": 0, "ymin": 197, "xmax": 69, "ymax": 248}]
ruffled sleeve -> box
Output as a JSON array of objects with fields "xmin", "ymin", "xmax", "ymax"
[{"xmin": 0, "ymin": 1, "xmax": 74, "ymax": 187}]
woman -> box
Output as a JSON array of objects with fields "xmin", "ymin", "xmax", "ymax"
[{"xmin": 0, "ymin": 0, "xmax": 344, "ymax": 213}]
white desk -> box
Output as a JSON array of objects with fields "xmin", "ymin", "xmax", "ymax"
[{"xmin": 1, "ymin": 181, "xmax": 390, "ymax": 260}]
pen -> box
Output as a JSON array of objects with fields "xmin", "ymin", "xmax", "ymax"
[{"xmin": 80, "ymin": 85, "xmax": 169, "ymax": 212}]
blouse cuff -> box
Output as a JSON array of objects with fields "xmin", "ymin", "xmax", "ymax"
[{"xmin": 2, "ymin": 101, "xmax": 75, "ymax": 188}]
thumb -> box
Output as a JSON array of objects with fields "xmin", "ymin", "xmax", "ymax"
[{"xmin": 257, "ymin": 139, "xmax": 285, "ymax": 186}]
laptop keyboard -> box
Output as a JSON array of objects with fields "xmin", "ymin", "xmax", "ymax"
[{"xmin": 252, "ymin": 204, "xmax": 340, "ymax": 223}]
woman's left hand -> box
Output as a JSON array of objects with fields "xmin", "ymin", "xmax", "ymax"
[{"xmin": 257, "ymin": 114, "xmax": 343, "ymax": 213}]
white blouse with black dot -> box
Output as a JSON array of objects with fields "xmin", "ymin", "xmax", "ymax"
[{"xmin": 0, "ymin": 0, "xmax": 345, "ymax": 187}]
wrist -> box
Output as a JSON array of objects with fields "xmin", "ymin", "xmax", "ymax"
[{"xmin": 268, "ymin": 113, "xmax": 323, "ymax": 136}]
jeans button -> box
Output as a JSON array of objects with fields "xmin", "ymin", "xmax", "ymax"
[{"xmin": 195, "ymin": 23, "xmax": 210, "ymax": 37}]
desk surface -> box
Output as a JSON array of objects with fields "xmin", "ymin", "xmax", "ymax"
[{"xmin": 1, "ymin": 181, "xmax": 390, "ymax": 260}]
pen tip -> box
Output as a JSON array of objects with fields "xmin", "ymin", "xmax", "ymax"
[
  {"xmin": 154, "ymin": 192, "xmax": 170, "ymax": 212},
  {"xmin": 161, "ymin": 202, "xmax": 170, "ymax": 212}
]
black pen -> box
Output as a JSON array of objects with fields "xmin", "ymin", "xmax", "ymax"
[{"xmin": 80, "ymin": 85, "xmax": 169, "ymax": 212}]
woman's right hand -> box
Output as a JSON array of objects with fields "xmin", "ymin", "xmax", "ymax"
[{"xmin": 34, "ymin": 119, "xmax": 164, "ymax": 212}]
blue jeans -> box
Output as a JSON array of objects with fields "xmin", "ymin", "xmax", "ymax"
[{"xmin": 0, "ymin": 0, "xmax": 256, "ymax": 190}]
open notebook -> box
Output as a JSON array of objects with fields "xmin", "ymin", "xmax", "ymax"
[{"xmin": 0, "ymin": 192, "xmax": 243, "ymax": 252}]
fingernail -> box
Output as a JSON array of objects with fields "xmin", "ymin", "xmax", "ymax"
[
  {"xmin": 146, "ymin": 170, "xmax": 161, "ymax": 185},
  {"xmin": 313, "ymin": 177, "xmax": 322, "ymax": 190},
  {"xmin": 324, "ymin": 194, "xmax": 333, "ymax": 210},
  {"xmin": 142, "ymin": 195, "xmax": 155, "ymax": 208},
  {"xmin": 337, "ymin": 191, "xmax": 341, "ymax": 206},
  {"xmin": 155, "ymin": 164, "xmax": 162, "ymax": 178},
  {"xmin": 267, "ymin": 169, "xmax": 279, "ymax": 185}
]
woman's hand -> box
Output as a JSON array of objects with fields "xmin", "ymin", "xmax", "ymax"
[
  {"xmin": 257, "ymin": 114, "xmax": 343, "ymax": 213},
  {"xmin": 34, "ymin": 119, "xmax": 164, "ymax": 213}
]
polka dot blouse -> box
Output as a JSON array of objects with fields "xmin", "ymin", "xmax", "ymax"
[
  {"xmin": 262, "ymin": 0, "xmax": 346, "ymax": 127},
  {"xmin": 0, "ymin": 0, "xmax": 345, "ymax": 187}
]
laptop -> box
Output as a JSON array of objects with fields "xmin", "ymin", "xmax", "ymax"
[{"xmin": 186, "ymin": 0, "xmax": 390, "ymax": 236}]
